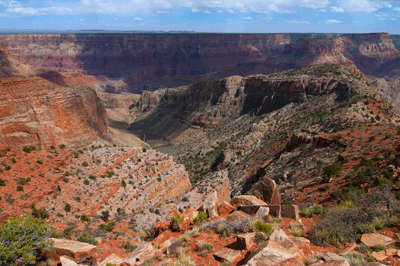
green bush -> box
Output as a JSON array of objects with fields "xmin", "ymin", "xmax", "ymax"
[
  {"xmin": 64, "ymin": 203, "xmax": 71, "ymax": 212},
  {"xmin": 0, "ymin": 214, "xmax": 54, "ymax": 265},
  {"xmin": 172, "ymin": 214, "xmax": 184, "ymax": 225},
  {"xmin": 323, "ymin": 163, "xmax": 342, "ymax": 181},
  {"xmin": 80, "ymin": 214, "xmax": 91, "ymax": 223},
  {"xmin": 36, "ymin": 159, "xmax": 43, "ymax": 165},
  {"xmin": 82, "ymin": 162, "xmax": 89, "ymax": 167},
  {"xmin": 22, "ymin": 146, "xmax": 36, "ymax": 153},
  {"xmin": 16, "ymin": 185, "xmax": 23, "ymax": 191},
  {"xmin": 83, "ymin": 180, "xmax": 89, "ymax": 185},
  {"xmin": 255, "ymin": 221, "xmax": 273, "ymax": 235},
  {"xmin": 11, "ymin": 158, "xmax": 16, "ymax": 164},
  {"xmin": 31, "ymin": 206, "xmax": 49, "ymax": 220},
  {"xmin": 281, "ymin": 200, "xmax": 292, "ymax": 205},
  {"xmin": 77, "ymin": 232, "xmax": 97, "ymax": 245},
  {"xmin": 101, "ymin": 211, "xmax": 110, "ymax": 222},
  {"xmin": 194, "ymin": 212, "xmax": 208, "ymax": 225},
  {"xmin": 100, "ymin": 222, "xmax": 116, "ymax": 232},
  {"xmin": 0, "ymin": 179, "xmax": 5, "ymax": 186}
]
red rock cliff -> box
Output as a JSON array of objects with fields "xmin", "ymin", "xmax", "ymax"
[
  {"xmin": 0, "ymin": 76, "xmax": 108, "ymax": 152},
  {"xmin": 0, "ymin": 34, "xmax": 291, "ymax": 91}
]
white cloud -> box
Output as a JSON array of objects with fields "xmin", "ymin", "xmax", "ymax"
[
  {"xmin": 320, "ymin": 9, "xmax": 327, "ymax": 12},
  {"xmin": 378, "ymin": 17, "xmax": 395, "ymax": 20},
  {"xmin": 204, "ymin": 10, "xmax": 211, "ymax": 13},
  {"xmin": 226, "ymin": 9, "xmax": 235, "ymax": 13},
  {"xmin": 191, "ymin": 7, "xmax": 200, "ymax": 12},
  {"xmin": 217, "ymin": 10, "xmax": 223, "ymax": 13},
  {"xmin": 0, "ymin": 0, "xmax": 20, "ymax": 7},
  {"xmin": 330, "ymin": 6, "xmax": 345, "ymax": 12},
  {"xmin": 286, "ymin": 19, "xmax": 310, "ymax": 24},
  {"xmin": 156, "ymin": 10, "xmax": 169, "ymax": 14},
  {"xmin": 326, "ymin": 19, "xmax": 342, "ymax": 23},
  {"xmin": 134, "ymin": 17, "xmax": 143, "ymax": 20},
  {"xmin": 243, "ymin": 16, "xmax": 252, "ymax": 19},
  {"xmin": 340, "ymin": 0, "xmax": 392, "ymax": 13},
  {"xmin": 393, "ymin": 7, "xmax": 400, "ymax": 12}
]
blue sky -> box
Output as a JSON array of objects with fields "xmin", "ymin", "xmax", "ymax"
[{"xmin": 0, "ymin": 0, "xmax": 399, "ymax": 33}]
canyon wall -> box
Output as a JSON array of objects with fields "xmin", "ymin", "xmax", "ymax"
[
  {"xmin": 0, "ymin": 77, "xmax": 108, "ymax": 152},
  {"xmin": 391, "ymin": 35, "xmax": 400, "ymax": 51},
  {"xmin": 0, "ymin": 34, "xmax": 291, "ymax": 92}
]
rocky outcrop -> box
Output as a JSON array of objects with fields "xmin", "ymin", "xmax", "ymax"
[
  {"xmin": 129, "ymin": 64, "xmax": 370, "ymax": 135},
  {"xmin": 0, "ymin": 41, "xmax": 37, "ymax": 78},
  {"xmin": 0, "ymin": 76, "xmax": 107, "ymax": 152},
  {"xmin": 392, "ymin": 35, "xmax": 400, "ymax": 51},
  {"xmin": 0, "ymin": 34, "xmax": 291, "ymax": 92}
]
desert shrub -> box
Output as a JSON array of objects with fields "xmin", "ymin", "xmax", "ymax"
[
  {"xmin": 100, "ymin": 222, "xmax": 116, "ymax": 232},
  {"xmin": 63, "ymin": 177, "xmax": 69, "ymax": 183},
  {"xmin": 64, "ymin": 203, "xmax": 71, "ymax": 212},
  {"xmin": 59, "ymin": 144, "xmax": 66, "ymax": 149},
  {"xmin": 216, "ymin": 223, "xmax": 233, "ymax": 238},
  {"xmin": 31, "ymin": 205, "xmax": 49, "ymax": 220},
  {"xmin": 323, "ymin": 163, "xmax": 342, "ymax": 181},
  {"xmin": 310, "ymin": 188, "xmax": 396, "ymax": 246},
  {"xmin": 318, "ymin": 185, "xmax": 330, "ymax": 192},
  {"xmin": 22, "ymin": 146, "xmax": 36, "ymax": 153},
  {"xmin": 193, "ymin": 212, "xmax": 208, "ymax": 225},
  {"xmin": 11, "ymin": 158, "xmax": 16, "ymax": 164},
  {"xmin": 89, "ymin": 175, "xmax": 96, "ymax": 180},
  {"xmin": 77, "ymin": 232, "xmax": 98, "ymax": 245},
  {"xmin": 0, "ymin": 214, "xmax": 54, "ymax": 265},
  {"xmin": 121, "ymin": 180, "xmax": 126, "ymax": 188},
  {"xmin": 36, "ymin": 159, "xmax": 43, "ymax": 165},
  {"xmin": 311, "ymin": 205, "xmax": 327, "ymax": 215},
  {"xmin": 142, "ymin": 148, "xmax": 147, "ymax": 152},
  {"xmin": 255, "ymin": 232, "xmax": 266, "ymax": 243},
  {"xmin": 121, "ymin": 242, "xmax": 137, "ymax": 252},
  {"xmin": 81, "ymin": 214, "xmax": 91, "ymax": 223},
  {"xmin": 82, "ymin": 162, "xmax": 89, "ymax": 167},
  {"xmin": 83, "ymin": 180, "xmax": 89, "ymax": 185},
  {"xmin": 0, "ymin": 179, "xmax": 5, "ymax": 186},
  {"xmin": 289, "ymin": 223, "xmax": 304, "ymax": 237},
  {"xmin": 172, "ymin": 214, "xmax": 184, "ymax": 226},
  {"xmin": 16, "ymin": 185, "xmax": 23, "ymax": 191},
  {"xmin": 368, "ymin": 136, "xmax": 376, "ymax": 142},
  {"xmin": 281, "ymin": 200, "xmax": 292, "ymax": 205},
  {"xmin": 101, "ymin": 211, "xmax": 110, "ymax": 222},
  {"xmin": 255, "ymin": 221, "xmax": 273, "ymax": 235},
  {"xmin": 197, "ymin": 241, "xmax": 214, "ymax": 252}
]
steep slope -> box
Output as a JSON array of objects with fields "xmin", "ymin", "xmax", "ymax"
[
  {"xmin": 0, "ymin": 34, "xmax": 291, "ymax": 92},
  {"xmin": 0, "ymin": 41, "xmax": 37, "ymax": 77},
  {"xmin": 391, "ymin": 34, "xmax": 400, "ymax": 51},
  {"xmin": 0, "ymin": 76, "xmax": 108, "ymax": 152},
  {"xmin": 0, "ymin": 42, "xmax": 108, "ymax": 152}
]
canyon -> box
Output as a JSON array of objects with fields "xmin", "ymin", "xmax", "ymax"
[
  {"xmin": 1, "ymin": 33, "xmax": 399, "ymax": 93},
  {"xmin": 2, "ymin": 32, "xmax": 400, "ymax": 266}
]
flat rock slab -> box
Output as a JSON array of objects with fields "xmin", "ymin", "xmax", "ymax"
[
  {"xmin": 359, "ymin": 263, "xmax": 387, "ymax": 266},
  {"xmin": 213, "ymin": 248, "xmax": 242, "ymax": 263},
  {"xmin": 288, "ymin": 236, "xmax": 310, "ymax": 247},
  {"xmin": 255, "ymin": 206, "xmax": 270, "ymax": 220},
  {"xmin": 230, "ymin": 195, "xmax": 268, "ymax": 207},
  {"xmin": 385, "ymin": 248, "xmax": 397, "ymax": 256},
  {"xmin": 50, "ymin": 238, "xmax": 97, "ymax": 260},
  {"xmin": 123, "ymin": 243, "xmax": 154, "ymax": 266},
  {"xmin": 361, "ymin": 234, "xmax": 394, "ymax": 248},
  {"xmin": 281, "ymin": 205, "xmax": 299, "ymax": 220},
  {"xmin": 321, "ymin": 252, "xmax": 348, "ymax": 262},
  {"xmin": 60, "ymin": 256, "xmax": 78, "ymax": 266},
  {"xmin": 372, "ymin": 251, "xmax": 388, "ymax": 262},
  {"xmin": 339, "ymin": 243, "xmax": 359, "ymax": 256},
  {"xmin": 98, "ymin": 253, "xmax": 123, "ymax": 266}
]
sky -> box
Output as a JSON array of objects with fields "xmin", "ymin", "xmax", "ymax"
[{"xmin": 0, "ymin": 0, "xmax": 399, "ymax": 33}]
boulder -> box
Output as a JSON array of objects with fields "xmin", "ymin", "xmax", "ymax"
[
  {"xmin": 123, "ymin": 243, "xmax": 154, "ymax": 266},
  {"xmin": 361, "ymin": 234, "xmax": 394, "ymax": 248},
  {"xmin": 248, "ymin": 176, "xmax": 281, "ymax": 205},
  {"xmin": 153, "ymin": 221, "xmax": 170, "ymax": 238},
  {"xmin": 203, "ymin": 191, "xmax": 219, "ymax": 218},
  {"xmin": 167, "ymin": 239, "xmax": 186, "ymax": 256},
  {"xmin": 213, "ymin": 248, "xmax": 242, "ymax": 264},
  {"xmin": 98, "ymin": 254, "xmax": 123, "ymax": 266},
  {"xmin": 288, "ymin": 236, "xmax": 310, "ymax": 247},
  {"xmin": 230, "ymin": 195, "xmax": 268, "ymax": 207},
  {"xmin": 236, "ymin": 233, "xmax": 257, "ymax": 250},
  {"xmin": 281, "ymin": 205, "xmax": 299, "ymax": 220},
  {"xmin": 245, "ymin": 229, "xmax": 304, "ymax": 266},
  {"xmin": 48, "ymin": 238, "xmax": 97, "ymax": 261},
  {"xmin": 359, "ymin": 263, "xmax": 387, "ymax": 266},
  {"xmin": 385, "ymin": 248, "xmax": 397, "ymax": 256},
  {"xmin": 227, "ymin": 211, "xmax": 252, "ymax": 223},
  {"xmin": 60, "ymin": 256, "xmax": 78, "ymax": 266},
  {"xmin": 339, "ymin": 243, "xmax": 359, "ymax": 256},
  {"xmin": 255, "ymin": 206, "xmax": 270, "ymax": 220},
  {"xmin": 323, "ymin": 261, "xmax": 351, "ymax": 266},
  {"xmin": 218, "ymin": 201, "xmax": 235, "ymax": 216}
]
